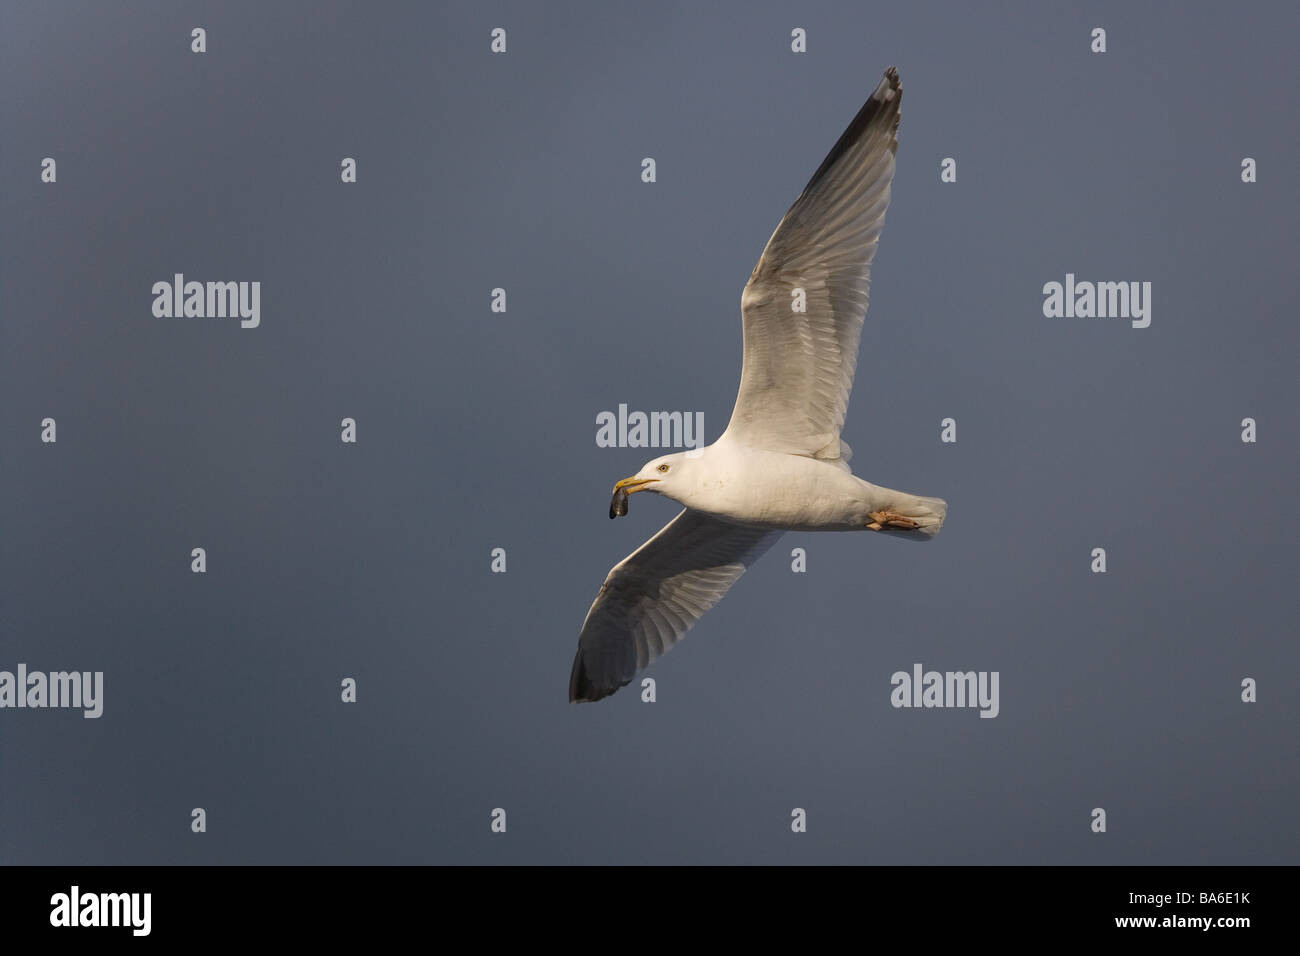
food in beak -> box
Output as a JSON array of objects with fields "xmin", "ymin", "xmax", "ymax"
[{"xmin": 609, "ymin": 485, "xmax": 630, "ymax": 519}]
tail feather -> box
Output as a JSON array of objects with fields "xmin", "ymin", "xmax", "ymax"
[
  {"xmin": 875, "ymin": 491, "xmax": 947, "ymax": 540},
  {"xmin": 908, "ymin": 494, "xmax": 947, "ymax": 538}
]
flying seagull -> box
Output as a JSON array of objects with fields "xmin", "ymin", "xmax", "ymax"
[{"xmin": 570, "ymin": 68, "xmax": 946, "ymax": 702}]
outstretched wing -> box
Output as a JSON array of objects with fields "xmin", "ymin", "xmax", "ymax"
[
  {"xmin": 570, "ymin": 509, "xmax": 782, "ymax": 702},
  {"xmin": 722, "ymin": 67, "xmax": 901, "ymax": 462}
]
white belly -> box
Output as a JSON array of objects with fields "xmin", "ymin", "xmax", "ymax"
[{"xmin": 681, "ymin": 445, "xmax": 873, "ymax": 531}]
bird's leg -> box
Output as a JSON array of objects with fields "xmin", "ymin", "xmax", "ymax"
[{"xmin": 867, "ymin": 510, "xmax": 920, "ymax": 531}]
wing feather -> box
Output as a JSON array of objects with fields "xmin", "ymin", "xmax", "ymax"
[
  {"xmin": 723, "ymin": 67, "xmax": 902, "ymax": 460},
  {"xmin": 569, "ymin": 510, "xmax": 782, "ymax": 702}
]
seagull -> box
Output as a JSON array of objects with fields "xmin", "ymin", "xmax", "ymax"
[{"xmin": 570, "ymin": 68, "xmax": 946, "ymax": 702}]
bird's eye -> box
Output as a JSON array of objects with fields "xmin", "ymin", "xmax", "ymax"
[{"xmin": 657, "ymin": 463, "xmax": 670, "ymax": 473}]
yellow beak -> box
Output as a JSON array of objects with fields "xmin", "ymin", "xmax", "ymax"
[{"xmin": 613, "ymin": 476, "xmax": 659, "ymax": 494}]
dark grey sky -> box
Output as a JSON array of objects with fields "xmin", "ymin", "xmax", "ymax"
[{"xmin": 2, "ymin": 0, "xmax": 1296, "ymax": 864}]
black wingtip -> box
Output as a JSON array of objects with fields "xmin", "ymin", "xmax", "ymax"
[
  {"xmin": 568, "ymin": 652, "xmax": 623, "ymax": 703},
  {"xmin": 568, "ymin": 652, "xmax": 598, "ymax": 703},
  {"xmin": 800, "ymin": 66, "xmax": 902, "ymax": 196}
]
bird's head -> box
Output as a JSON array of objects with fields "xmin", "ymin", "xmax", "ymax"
[{"xmin": 609, "ymin": 452, "xmax": 691, "ymax": 518}]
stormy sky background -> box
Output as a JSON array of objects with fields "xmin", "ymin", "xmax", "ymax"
[{"xmin": 1, "ymin": 0, "xmax": 1296, "ymax": 863}]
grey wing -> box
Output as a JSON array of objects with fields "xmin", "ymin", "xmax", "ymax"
[
  {"xmin": 722, "ymin": 67, "xmax": 902, "ymax": 463},
  {"xmin": 569, "ymin": 510, "xmax": 782, "ymax": 702}
]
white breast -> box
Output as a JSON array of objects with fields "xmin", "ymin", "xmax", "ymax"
[{"xmin": 680, "ymin": 442, "xmax": 871, "ymax": 531}]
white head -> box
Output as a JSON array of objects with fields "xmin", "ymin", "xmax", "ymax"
[{"xmin": 609, "ymin": 452, "xmax": 694, "ymax": 518}]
